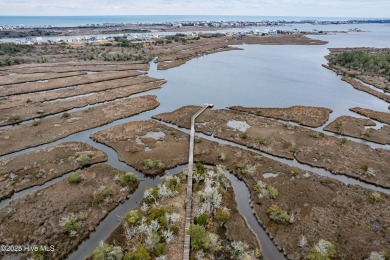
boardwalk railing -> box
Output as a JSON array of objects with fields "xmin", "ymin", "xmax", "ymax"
[{"xmin": 183, "ymin": 103, "xmax": 213, "ymax": 260}]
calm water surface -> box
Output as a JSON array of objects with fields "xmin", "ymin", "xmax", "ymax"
[{"xmin": 147, "ymin": 32, "xmax": 389, "ymax": 123}]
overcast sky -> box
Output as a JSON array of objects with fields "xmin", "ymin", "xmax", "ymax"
[{"xmin": 0, "ymin": 0, "xmax": 388, "ymax": 18}]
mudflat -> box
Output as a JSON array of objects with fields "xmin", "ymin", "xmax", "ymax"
[
  {"xmin": 0, "ymin": 95, "xmax": 159, "ymax": 156},
  {"xmin": 0, "ymin": 142, "xmax": 107, "ymax": 200},
  {"xmin": 90, "ymin": 119, "xmax": 389, "ymax": 259},
  {"xmin": 229, "ymin": 105, "xmax": 333, "ymax": 127},
  {"xmin": 0, "ymin": 163, "xmax": 139, "ymax": 259},
  {"xmin": 153, "ymin": 106, "xmax": 390, "ymax": 188}
]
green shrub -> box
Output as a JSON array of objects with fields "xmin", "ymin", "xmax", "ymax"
[
  {"xmin": 254, "ymin": 181, "xmax": 265, "ymax": 195},
  {"xmin": 143, "ymin": 158, "xmax": 165, "ymax": 169},
  {"xmin": 204, "ymin": 233, "xmax": 222, "ymax": 254},
  {"xmin": 230, "ymin": 240, "xmax": 249, "ymax": 259},
  {"xmin": 335, "ymin": 122, "xmax": 343, "ymax": 132},
  {"xmin": 266, "ymin": 205, "xmax": 291, "ymax": 224},
  {"xmin": 289, "ymin": 144, "xmax": 297, "ymax": 154},
  {"xmin": 8, "ymin": 115, "xmax": 21, "ymax": 122},
  {"xmin": 258, "ymin": 137, "xmax": 267, "ymax": 145},
  {"xmin": 32, "ymin": 169, "xmax": 44, "ymax": 178},
  {"xmin": 306, "ymin": 239, "xmax": 336, "ymax": 260},
  {"xmin": 320, "ymin": 178, "xmax": 336, "ymax": 186},
  {"xmin": 61, "ymin": 112, "xmax": 71, "ymax": 118},
  {"xmin": 194, "ymin": 147, "xmax": 201, "ymax": 156},
  {"xmin": 0, "ymin": 42, "xmax": 33, "ymax": 55},
  {"xmin": 170, "ymin": 224, "xmax": 179, "ymax": 235},
  {"xmin": 330, "ymin": 50, "xmax": 390, "ymax": 76},
  {"xmin": 116, "ymin": 171, "xmax": 138, "ymax": 186},
  {"xmin": 187, "ymin": 224, "xmax": 206, "ymax": 251},
  {"xmin": 236, "ymin": 163, "xmax": 248, "ymax": 172},
  {"xmin": 31, "ymin": 246, "xmax": 46, "ymax": 260},
  {"xmin": 124, "ymin": 246, "xmax": 151, "ymax": 260},
  {"xmin": 363, "ymin": 129, "xmax": 371, "ymax": 137},
  {"xmin": 341, "ymin": 138, "xmax": 348, "ymax": 144},
  {"xmin": 168, "ymin": 176, "xmax": 180, "ymax": 192},
  {"xmin": 68, "ymin": 173, "xmax": 84, "ymax": 184},
  {"xmin": 32, "ymin": 120, "xmax": 40, "ymax": 126},
  {"xmin": 319, "ymin": 132, "xmax": 325, "ymax": 137},
  {"xmin": 253, "ymin": 248, "xmax": 263, "ymax": 258},
  {"xmin": 218, "ymin": 152, "xmax": 227, "ymax": 161},
  {"xmin": 267, "ymin": 185, "xmax": 279, "ymax": 199},
  {"xmin": 147, "ymin": 206, "xmax": 171, "ymax": 229},
  {"xmin": 194, "ymin": 213, "xmax": 209, "ymax": 227},
  {"xmin": 291, "ymin": 169, "xmax": 300, "ymax": 177},
  {"xmin": 194, "ymin": 162, "xmax": 206, "ymax": 175},
  {"xmin": 75, "ymin": 151, "xmax": 94, "ymax": 166},
  {"xmin": 370, "ymin": 192, "xmax": 382, "ymax": 202},
  {"xmin": 125, "ymin": 209, "xmax": 142, "ymax": 224},
  {"xmin": 59, "ymin": 212, "xmax": 88, "ymax": 236},
  {"xmin": 93, "ymin": 242, "xmax": 123, "ymax": 260},
  {"xmin": 0, "ymin": 57, "xmax": 25, "ymax": 67},
  {"xmin": 194, "ymin": 137, "xmax": 202, "ymax": 143},
  {"xmin": 93, "ymin": 186, "xmax": 113, "ymax": 205},
  {"xmin": 215, "ymin": 208, "xmax": 231, "ymax": 224},
  {"xmin": 240, "ymin": 133, "xmax": 248, "ymax": 139},
  {"xmin": 155, "ymin": 243, "xmax": 167, "ymax": 256}
]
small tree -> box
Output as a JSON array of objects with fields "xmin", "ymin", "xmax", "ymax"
[
  {"xmin": 187, "ymin": 224, "xmax": 206, "ymax": 251},
  {"xmin": 92, "ymin": 241, "xmax": 123, "ymax": 260}
]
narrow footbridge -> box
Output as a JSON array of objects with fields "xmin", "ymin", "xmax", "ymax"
[{"xmin": 183, "ymin": 103, "xmax": 213, "ymax": 260}]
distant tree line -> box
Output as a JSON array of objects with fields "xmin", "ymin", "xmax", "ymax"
[
  {"xmin": 0, "ymin": 30, "xmax": 61, "ymax": 39},
  {"xmin": 0, "ymin": 42, "xmax": 33, "ymax": 55},
  {"xmin": 330, "ymin": 50, "xmax": 390, "ymax": 76},
  {"xmin": 0, "ymin": 42, "xmax": 35, "ymax": 66}
]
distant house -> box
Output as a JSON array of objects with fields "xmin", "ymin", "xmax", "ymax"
[
  {"xmin": 292, "ymin": 29, "xmax": 300, "ymax": 34},
  {"xmin": 268, "ymin": 29, "xmax": 278, "ymax": 35},
  {"xmin": 141, "ymin": 34, "xmax": 149, "ymax": 41},
  {"xmin": 87, "ymin": 36, "xmax": 97, "ymax": 43}
]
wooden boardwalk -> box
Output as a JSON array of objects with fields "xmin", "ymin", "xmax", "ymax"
[{"xmin": 183, "ymin": 104, "xmax": 213, "ymax": 260}]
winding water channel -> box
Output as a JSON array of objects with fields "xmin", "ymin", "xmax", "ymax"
[{"xmin": 1, "ymin": 27, "xmax": 390, "ymax": 259}]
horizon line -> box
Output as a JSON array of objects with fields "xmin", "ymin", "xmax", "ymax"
[{"xmin": 0, "ymin": 14, "xmax": 389, "ymax": 19}]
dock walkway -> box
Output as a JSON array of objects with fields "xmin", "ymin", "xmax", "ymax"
[{"xmin": 183, "ymin": 103, "xmax": 213, "ymax": 260}]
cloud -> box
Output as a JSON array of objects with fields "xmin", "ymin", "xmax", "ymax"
[{"xmin": 0, "ymin": 0, "xmax": 388, "ymax": 18}]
